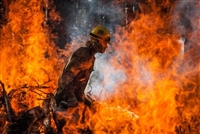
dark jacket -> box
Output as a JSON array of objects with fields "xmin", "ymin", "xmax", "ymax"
[{"xmin": 54, "ymin": 40, "xmax": 101, "ymax": 106}]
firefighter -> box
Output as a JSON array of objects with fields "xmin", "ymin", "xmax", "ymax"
[
  {"xmin": 53, "ymin": 26, "xmax": 111, "ymax": 133},
  {"xmin": 54, "ymin": 25, "xmax": 111, "ymax": 108}
]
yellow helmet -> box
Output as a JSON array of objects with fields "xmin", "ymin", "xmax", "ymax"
[{"xmin": 89, "ymin": 26, "xmax": 111, "ymax": 44}]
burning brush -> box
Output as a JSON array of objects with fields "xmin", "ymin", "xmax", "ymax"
[
  {"xmin": 1, "ymin": 0, "xmax": 200, "ymax": 133},
  {"xmin": 0, "ymin": 81, "xmax": 56, "ymax": 133}
]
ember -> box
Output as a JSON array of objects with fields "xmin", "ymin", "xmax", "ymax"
[{"xmin": 0, "ymin": 0, "xmax": 200, "ymax": 134}]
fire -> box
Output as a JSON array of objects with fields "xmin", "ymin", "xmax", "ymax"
[
  {"xmin": 0, "ymin": 0, "xmax": 63, "ymax": 112},
  {"xmin": 82, "ymin": 1, "xmax": 199, "ymax": 133},
  {"xmin": 1, "ymin": 0, "xmax": 200, "ymax": 133}
]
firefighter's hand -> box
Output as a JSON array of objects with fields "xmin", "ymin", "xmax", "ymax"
[{"xmin": 67, "ymin": 96, "xmax": 78, "ymax": 107}]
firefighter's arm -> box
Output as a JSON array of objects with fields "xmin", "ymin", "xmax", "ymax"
[
  {"xmin": 59, "ymin": 48, "xmax": 90, "ymax": 107},
  {"xmin": 59, "ymin": 59, "xmax": 81, "ymax": 107}
]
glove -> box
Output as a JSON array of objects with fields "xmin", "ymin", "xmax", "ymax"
[{"xmin": 67, "ymin": 96, "xmax": 78, "ymax": 107}]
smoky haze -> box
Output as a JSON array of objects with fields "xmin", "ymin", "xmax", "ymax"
[
  {"xmin": 172, "ymin": 0, "xmax": 200, "ymax": 74},
  {"xmin": 63, "ymin": 0, "xmax": 125, "ymax": 41},
  {"xmin": 57, "ymin": 0, "xmax": 127, "ymax": 100}
]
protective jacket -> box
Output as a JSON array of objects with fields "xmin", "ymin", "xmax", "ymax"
[{"xmin": 54, "ymin": 40, "xmax": 101, "ymax": 106}]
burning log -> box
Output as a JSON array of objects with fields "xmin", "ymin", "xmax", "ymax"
[
  {"xmin": 7, "ymin": 106, "xmax": 44, "ymax": 134},
  {"xmin": 7, "ymin": 94, "xmax": 58, "ymax": 134},
  {"xmin": 0, "ymin": 81, "xmax": 35, "ymax": 133},
  {"xmin": 0, "ymin": 81, "xmax": 58, "ymax": 134}
]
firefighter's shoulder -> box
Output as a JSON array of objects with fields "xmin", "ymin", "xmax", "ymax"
[{"xmin": 72, "ymin": 47, "xmax": 91, "ymax": 61}]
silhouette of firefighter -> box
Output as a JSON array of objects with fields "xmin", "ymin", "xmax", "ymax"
[
  {"xmin": 54, "ymin": 25, "xmax": 111, "ymax": 107},
  {"xmin": 54, "ymin": 26, "xmax": 111, "ymax": 133}
]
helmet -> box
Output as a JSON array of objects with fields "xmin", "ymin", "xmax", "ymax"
[{"xmin": 89, "ymin": 26, "xmax": 111, "ymax": 44}]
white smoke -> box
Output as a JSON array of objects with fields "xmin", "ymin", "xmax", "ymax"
[{"xmin": 85, "ymin": 49, "xmax": 126, "ymax": 101}]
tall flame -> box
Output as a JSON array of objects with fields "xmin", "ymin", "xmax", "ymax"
[
  {"xmin": 0, "ymin": 0, "xmax": 199, "ymax": 133},
  {"xmin": 0, "ymin": 0, "xmax": 64, "ymax": 112},
  {"xmin": 83, "ymin": 1, "xmax": 200, "ymax": 133}
]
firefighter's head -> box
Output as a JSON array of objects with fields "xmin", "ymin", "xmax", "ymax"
[{"xmin": 89, "ymin": 26, "xmax": 111, "ymax": 53}]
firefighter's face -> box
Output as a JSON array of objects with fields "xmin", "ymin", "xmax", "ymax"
[
  {"xmin": 89, "ymin": 38, "xmax": 108, "ymax": 53},
  {"xmin": 99, "ymin": 40, "xmax": 108, "ymax": 53}
]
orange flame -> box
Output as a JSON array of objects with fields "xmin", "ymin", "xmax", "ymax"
[
  {"xmin": 81, "ymin": 1, "xmax": 199, "ymax": 133},
  {"xmin": 1, "ymin": 0, "xmax": 200, "ymax": 133},
  {"xmin": 0, "ymin": 0, "xmax": 64, "ymax": 112}
]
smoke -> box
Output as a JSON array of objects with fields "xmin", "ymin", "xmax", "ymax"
[
  {"xmin": 85, "ymin": 52, "xmax": 126, "ymax": 101},
  {"xmin": 172, "ymin": 0, "xmax": 199, "ymax": 35},
  {"xmin": 65, "ymin": 0, "xmax": 124, "ymax": 41},
  {"xmin": 63, "ymin": 1, "xmax": 126, "ymax": 101},
  {"xmin": 172, "ymin": 0, "xmax": 200, "ymax": 73}
]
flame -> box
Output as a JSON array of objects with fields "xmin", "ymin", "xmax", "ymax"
[
  {"xmin": 0, "ymin": 0, "xmax": 64, "ymax": 113},
  {"xmin": 1, "ymin": 0, "xmax": 200, "ymax": 133},
  {"xmin": 81, "ymin": 1, "xmax": 199, "ymax": 133}
]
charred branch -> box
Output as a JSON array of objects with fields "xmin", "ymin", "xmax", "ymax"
[
  {"xmin": 0, "ymin": 81, "xmax": 14, "ymax": 123},
  {"xmin": 9, "ymin": 83, "xmax": 51, "ymax": 100}
]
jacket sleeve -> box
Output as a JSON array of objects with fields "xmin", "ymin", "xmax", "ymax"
[{"xmin": 58, "ymin": 47, "xmax": 91, "ymax": 98}]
